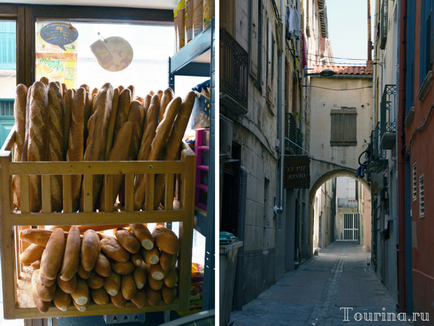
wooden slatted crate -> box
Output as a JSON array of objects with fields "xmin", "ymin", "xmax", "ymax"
[{"xmin": 0, "ymin": 129, "xmax": 196, "ymax": 319}]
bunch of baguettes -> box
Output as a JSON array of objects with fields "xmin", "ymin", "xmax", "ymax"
[
  {"xmin": 12, "ymin": 77, "xmax": 196, "ymax": 213},
  {"xmin": 20, "ymin": 224, "xmax": 180, "ymax": 312}
]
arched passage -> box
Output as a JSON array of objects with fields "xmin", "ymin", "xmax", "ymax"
[{"xmin": 308, "ymin": 166, "xmax": 371, "ymax": 257}]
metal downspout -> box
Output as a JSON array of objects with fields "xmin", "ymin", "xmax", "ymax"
[{"xmin": 235, "ymin": 166, "xmax": 247, "ymax": 311}]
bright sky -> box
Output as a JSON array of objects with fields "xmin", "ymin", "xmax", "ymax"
[{"xmin": 327, "ymin": 0, "xmax": 371, "ymax": 65}]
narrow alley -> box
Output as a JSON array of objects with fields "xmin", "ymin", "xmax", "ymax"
[{"xmin": 229, "ymin": 242, "xmax": 414, "ymax": 325}]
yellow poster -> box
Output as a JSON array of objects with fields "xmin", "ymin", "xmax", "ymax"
[{"xmin": 35, "ymin": 22, "xmax": 78, "ymax": 89}]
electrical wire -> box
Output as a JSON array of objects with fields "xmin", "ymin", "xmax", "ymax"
[
  {"xmin": 304, "ymin": 52, "xmax": 379, "ymax": 61},
  {"xmin": 304, "ymin": 85, "xmax": 373, "ymax": 91}
]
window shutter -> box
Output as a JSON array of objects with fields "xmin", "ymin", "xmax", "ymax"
[
  {"xmin": 250, "ymin": 0, "xmax": 258, "ymax": 78},
  {"xmin": 267, "ymin": 18, "xmax": 272, "ymax": 92},
  {"xmin": 330, "ymin": 109, "xmax": 357, "ymax": 146}
]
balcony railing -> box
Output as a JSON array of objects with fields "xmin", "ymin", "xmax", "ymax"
[
  {"xmin": 285, "ymin": 112, "xmax": 303, "ymax": 154},
  {"xmin": 380, "ymin": 84, "xmax": 397, "ymax": 149},
  {"xmin": 220, "ymin": 28, "xmax": 248, "ymax": 114},
  {"xmin": 368, "ymin": 122, "xmax": 387, "ymax": 172}
]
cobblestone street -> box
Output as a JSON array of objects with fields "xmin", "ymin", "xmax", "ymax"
[{"xmin": 229, "ymin": 241, "xmax": 414, "ymax": 326}]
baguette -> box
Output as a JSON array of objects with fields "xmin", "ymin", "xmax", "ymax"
[
  {"xmin": 81, "ymin": 229, "xmax": 101, "ymax": 272},
  {"xmin": 94, "ymin": 253, "xmax": 111, "ymax": 277},
  {"xmin": 27, "ymin": 81, "xmax": 49, "ymax": 212},
  {"xmin": 160, "ymin": 252, "xmax": 177, "ymax": 271},
  {"xmin": 117, "ymin": 85, "xmax": 124, "ymax": 93},
  {"xmin": 86, "ymin": 270, "xmax": 105, "ymax": 289},
  {"xmin": 32, "ymin": 270, "xmax": 50, "ymax": 313},
  {"xmin": 164, "ymin": 268, "xmax": 178, "ymax": 288},
  {"xmin": 31, "ymin": 260, "xmax": 41, "ymax": 269},
  {"xmin": 152, "ymin": 226, "xmax": 179, "ymax": 255},
  {"xmin": 131, "ymin": 289, "xmax": 147, "ymax": 308},
  {"xmin": 20, "ymin": 228, "xmax": 54, "ymax": 247},
  {"xmin": 77, "ymin": 263, "xmax": 91, "ymax": 280},
  {"xmin": 157, "ymin": 90, "xmax": 163, "ymax": 103},
  {"xmin": 131, "ymin": 252, "xmax": 143, "ymax": 266},
  {"xmin": 40, "ymin": 228, "xmax": 66, "ymax": 280},
  {"xmin": 37, "ymin": 272, "xmax": 57, "ymax": 302},
  {"xmin": 159, "ymin": 88, "xmax": 174, "ymax": 120},
  {"xmin": 62, "ymin": 88, "xmax": 73, "ymax": 157},
  {"xmin": 127, "ymin": 100, "xmax": 145, "ymax": 160},
  {"xmin": 53, "ymin": 288, "xmax": 71, "ymax": 311},
  {"xmin": 47, "ymin": 82, "xmax": 64, "ymax": 212},
  {"xmin": 39, "ymin": 76, "xmax": 49, "ymax": 86},
  {"xmin": 142, "ymin": 246, "xmax": 160, "ymax": 265},
  {"xmin": 67, "ymin": 87, "xmax": 86, "ymax": 211},
  {"xmin": 39, "ymin": 267, "xmax": 57, "ymax": 287},
  {"xmin": 57, "ymin": 274, "xmax": 77, "ymax": 294},
  {"xmin": 73, "ymin": 298, "xmax": 90, "ymax": 312},
  {"xmin": 144, "ymin": 285, "xmax": 162, "ymax": 307},
  {"xmin": 70, "ymin": 279, "xmax": 90, "ymax": 305},
  {"xmin": 82, "ymin": 88, "xmax": 92, "ymax": 150},
  {"xmin": 114, "ymin": 88, "xmax": 131, "ymax": 141},
  {"xmin": 104, "ymin": 87, "xmax": 120, "ymax": 160},
  {"xmin": 134, "ymin": 95, "xmax": 160, "ymax": 209},
  {"xmin": 59, "ymin": 226, "xmax": 81, "ymax": 281},
  {"xmin": 110, "ymin": 291, "xmax": 126, "ymax": 308},
  {"xmin": 129, "ymin": 224, "xmax": 154, "ymax": 250},
  {"xmin": 148, "ymin": 272, "xmax": 163, "ymax": 291},
  {"xmin": 19, "ymin": 243, "xmax": 44, "ymax": 265},
  {"xmin": 154, "ymin": 91, "xmax": 195, "ymax": 209},
  {"xmin": 21, "ymin": 84, "xmax": 32, "ymax": 162},
  {"xmin": 127, "ymin": 85, "xmax": 135, "ymax": 103},
  {"xmin": 90, "ymin": 287, "xmax": 110, "ymax": 305},
  {"xmin": 121, "ymin": 274, "xmax": 137, "ymax": 300},
  {"xmin": 12, "ymin": 84, "xmax": 28, "ymax": 209},
  {"xmin": 150, "ymin": 264, "xmax": 167, "ymax": 281},
  {"xmin": 104, "ymin": 271, "xmax": 121, "ymax": 296},
  {"xmin": 100, "ymin": 236, "xmax": 130, "ymax": 262},
  {"xmin": 133, "ymin": 261, "xmax": 147, "ymax": 289},
  {"xmin": 115, "ymin": 228, "xmax": 140, "ymax": 254},
  {"xmin": 99, "ymin": 121, "xmax": 132, "ymax": 211},
  {"xmin": 111, "ymin": 260, "xmax": 135, "ymax": 275},
  {"xmin": 162, "ymin": 285, "xmax": 177, "ymax": 304},
  {"xmin": 61, "ymin": 83, "xmax": 68, "ymax": 98}
]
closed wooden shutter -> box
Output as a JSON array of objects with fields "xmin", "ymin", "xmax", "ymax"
[
  {"xmin": 220, "ymin": 0, "xmax": 235, "ymax": 36},
  {"xmin": 330, "ymin": 108, "xmax": 357, "ymax": 146},
  {"xmin": 250, "ymin": 0, "xmax": 258, "ymax": 79}
]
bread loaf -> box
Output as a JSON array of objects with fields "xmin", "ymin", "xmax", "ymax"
[
  {"xmin": 154, "ymin": 91, "xmax": 195, "ymax": 208},
  {"xmin": 104, "ymin": 271, "xmax": 121, "ymax": 296},
  {"xmin": 61, "ymin": 83, "xmax": 68, "ymax": 98},
  {"xmin": 127, "ymin": 85, "xmax": 135, "ymax": 103},
  {"xmin": 148, "ymin": 271, "xmax": 163, "ymax": 291},
  {"xmin": 77, "ymin": 263, "xmax": 91, "ymax": 280},
  {"xmin": 53, "ymin": 287, "xmax": 71, "ymax": 311},
  {"xmin": 20, "ymin": 243, "xmax": 44, "ymax": 265},
  {"xmin": 57, "ymin": 274, "xmax": 77, "ymax": 294},
  {"xmin": 20, "ymin": 228, "xmax": 55, "ymax": 247},
  {"xmin": 94, "ymin": 253, "xmax": 111, "ymax": 277},
  {"xmin": 114, "ymin": 88, "xmax": 131, "ymax": 141},
  {"xmin": 86, "ymin": 270, "xmax": 105, "ymax": 289},
  {"xmin": 164, "ymin": 268, "xmax": 178, "ymax": 288},
  {"xmin": 131, "ymin": 252, "xmax": 143, "ymax": 266},
  {"xmin": 59, "ymin": 226, "xmax": 80, "ymax": 281},
  {"xmin": 82, "ymin": 87, "xmax": 92, "ymax": 150},
  {"xmin": 134, "ymin": 95, "xmax": 160, "ymax": 209},
  {"xmin": 99, "ymin": 121, "xmax": 132, "ymax": 211},
  {"xmin": 130, "ymin": 224, "xmax": 154, "ymax": 250},
  {"xmin": 100, "ymin": 236, "xmax": 130, "ymax": 262},
  {"xmin": 110, "ymin": 291, "xmax": 126, "ymax": 308},
  {"xmin": 111, "ymin": 260, "xmax": 135, "ymax": 275},
  {"xmin": 27, "ymin": 81, "xmax": 49, "ymax": 212},
  {"xmin": 157, "ymin": 90, "xmax": 163, "ymax": 103},
  {"xmin": 121, "ymin": 274, "xmax": 137, "ymax": 300},
  {"xmin": 31, "ymin": 260, "xmax": 41, "ymax": 269},
  {"xmin": 162, "ymin": 285, "xmax": 177, "ymax": 304},
  {"xmin": 145, "ymin": 285, "xmax": 162, "ymax": 307},
  {"xmin": 67, "ymin": 87, "xmax": 85, "ymax": 211},
  {"xmin": 150, "ymin": 264, "xmax": 167, "ymax": 281},
  {"xmin": 12, "ymin": 84, "xmax": 28, "ymax": 209},
  {"xmin": 39, "ymin": 270, "xmax": 56, "ymax": 287},
  {"xmin": 62, "ymin": 88, "xmax": 73, "ymax": 157},
  {"xmin": 32, "ymin": 270, "xmax": 50, "ymax": 313},
  {"xmin": 21, "ymin": 84, "xmax": 32, "ymax": 162},
  {"xmin": 104, "ymin": 87, "xmax": 119, "ymax": 160},
  {"xmin": 160, "ymin": 252, "xmax": 177, "ymax": 271},
  {"xmin": 133, "ymin": 262, "xmax": 147, "ymax": 289},
  {"xmin": 71, "ymin": 279, "xmax": 90, "ymax": 305},
  {"xmin": 81, "ymin": 229, "xmax": 101, "ymax": 272},
  {"xmin": 73, "ymin": 298, "xmax": 90, "ymax": 312},
  {"xmin": 142, "ymin": 246, "xmax": 160, "ymax": 265},
  {"xmin": 91, "ymin": 287, "xmax": 110, "ymax": 305},
  {"xmin": 39, "ymin": 76, "xmax": 49, "ymax": 86},
  {"xmin": 131, "ymin": 289, "xmax": 147, "ymax": 308},
  {"xmin": 36, "ymin": 272, "xmax": 57, "ymax": 302},
  {"xmin": 115, "ymin": 228, "xmax": 140, "ymax": 254},
  {"xmin": 152, "ymin": 226, "xmax": 179, "ymax": 255},
  {"xmin": 127, "ymin": 100, "xmax": 145, "ymax": 160},
  {"xmin": 40, "ymin": 228, "xmax": 66, "ymax": 280},
  {"xmin": 159, "ymin": 88, "xmax": 174, "ymax": 120},
  {"xmin": 47, "ymin": 82, "xmax": 64, "ymax": 212}
]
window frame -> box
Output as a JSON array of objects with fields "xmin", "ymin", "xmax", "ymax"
[
  {"xmin": 330, "ymin": 108, "xmax": 358, "ymax": 147},
  {"xmin": 419, "ymin": 174, "xmax": 425, "ymax": 218},
  {"xmin": 420, "ymin": 0, "xmax": 433, "ymax": 86}
]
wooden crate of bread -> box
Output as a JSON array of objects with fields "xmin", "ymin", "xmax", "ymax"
[{"xmin": 0, "ymin": 80, "xmax": 197, "ymax": 319}]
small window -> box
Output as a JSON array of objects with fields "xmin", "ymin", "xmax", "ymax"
[
  {"xmin": 419, "ymin": 174, "xmax": 425, "ymax": 218},
  {"xmin": 330, "ymin": 108, "xmax": 357, "ymax": 146},
  {"xmin": 413, "ymin": 162, "xmax": 417, "ymax": 200}
]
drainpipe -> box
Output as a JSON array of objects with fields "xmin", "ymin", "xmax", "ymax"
[
  {"xmin": 235, "ymin": 166, "xmax": 247, "ymax": 311},
  {"xmin": 397, "ymin": 0, "xmax": 407, "ymax": 313},
  {"xmin": 274, "ymin": 0, "xmax": 285, "ymax": 216}
]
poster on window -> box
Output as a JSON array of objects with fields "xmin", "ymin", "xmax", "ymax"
[{"xmin": 35, "ymin": 22, "xmax": 78, "ymax": 89}]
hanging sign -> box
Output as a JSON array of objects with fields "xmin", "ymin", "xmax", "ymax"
[
  {"xmin": 40, "ymin": 22, "xmax": 79, "ymax": 51},
  {"xmin": 90, "ymin": 36, "xmax": 134, "ymax": 72},
  {"xmin": 284, "ymin": 155, "xmax": 310, "ymax": 189}
]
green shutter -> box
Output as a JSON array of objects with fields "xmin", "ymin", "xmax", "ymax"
[{"xmin": 0, "ymin": 21, "xmax": 16, "ymax": 70}]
